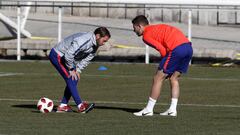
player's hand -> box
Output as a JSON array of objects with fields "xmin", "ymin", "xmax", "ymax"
[
  {"xmin": 69, "ymin": 70, "xmax": 78, "ymax": 80},
  {"xmin": 76, "ymin": 72, "xmax": 80, "ymax": 80}
]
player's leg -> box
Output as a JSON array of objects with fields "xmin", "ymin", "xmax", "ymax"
[
  {"xmin": 169, "ymin": 71, "xmax": 181, "ymax": 99},
  {"xmin": 49, "ymin": 49, "xmax": 87, "ymax": 112},
  {"xmin": 134, "ymin": 70, "xmax": 167, "ymax": 116},
  {"xmin": 160, "ymin": 43, "xmax": 192, "ymax": 116},
  {"xmin": 49, "ymin": 50, "xmax": 72, "ymax": 103},
  {"xmin": 58, "ymin": 72, "xmax": 94, "ymax": 113},
  {"xmin": 60, "ymin": 58, "xmax": 95, "ymax": 113},
  {"xmin": 60, "ymin": 86, "xmax": 71, "ymax": 105},
  {"xmin": 146, "ymin": 70, "xmax": 168, "ymax": 113},
  {"xmin": 56, "ymin": 86, "xmax": 73, "ymax": 112},
  {"xmin": 150, "ymin": 70, "xmax": 167, "ymax": 100},
  {"xmin": 169, "ymin": 71, "xmax": 181, "ymax": 113},
  {"xmin": 133, "ymin": 55, "xmax": 169, "ymax": 116},
  {"xmin": 49, "ymin": 49, "xmax": 73, "ymax": 112},
  {"xmin": 160, "ymin": 71, "xmax": 181, "ymax": 116},
  {"xmin": 65, "ymin": 78, "xmax": 82, "ymax": 105},
  {"xmin": 63, "ymin": 75, "xmax": 94, "ymax": 113}
]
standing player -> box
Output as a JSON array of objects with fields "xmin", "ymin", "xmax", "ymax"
[
  {"xmin": 49, "ymin": 27, "xmax": 111, "ymax": 113},
  {"xmin": 132, "ymin": 15, "xmax": 193, "ymax": 116}
]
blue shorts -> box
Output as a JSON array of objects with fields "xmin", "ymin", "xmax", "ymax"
[{"xmin": 158, "ymin": 42, "xmax": 193, "ymax": 75}]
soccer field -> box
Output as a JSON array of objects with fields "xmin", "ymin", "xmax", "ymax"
[{"xmin": 0, "ymin": 61, "xmax": 240, "ymax": 135}]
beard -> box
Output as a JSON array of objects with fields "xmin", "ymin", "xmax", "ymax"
[{"xmin": 136, "ymin": 32, "xmax": 142, "ymax": 37}]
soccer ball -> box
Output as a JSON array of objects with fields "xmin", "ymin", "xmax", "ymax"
[{"xmin": 37, "ymin": 97, "xmax": 54, "ymax": 113}]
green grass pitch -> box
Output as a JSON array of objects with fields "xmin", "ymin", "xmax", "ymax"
[{"xmin": 0, "ymin": 61, "xmax": 240, "ymax": 135}]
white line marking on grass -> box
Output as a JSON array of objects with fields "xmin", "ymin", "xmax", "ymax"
[
  {"xmin": 84, "ymin": 74, "xmax": 141, "ymax": 78},
  {"xmin": 29, "ymin": 73, "xmax": 240, "ymax": 81},
  {"xmin": 83, "ymin": 74, "xmax": 240, "ymax": 81},
  {"xmin": 185, "ymin": 77, "xmax": 240, "ymax": 81},
  {"xmin": 1, "ymin": 98, "xmax": 240, "ymax": 108},
  {"xmin": 0, "ymin": 98, "xmax": 36, "ymax": 102},
  {"xmin": 0, "ymin": 72, "xmax": 23, "ymax": 77},
  {"xmin": 93, "ymin": 101, "xmax": 240, "ymax": 108}
]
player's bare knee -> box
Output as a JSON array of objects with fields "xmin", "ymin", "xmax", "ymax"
[
  {"xmin": 153, "ymin": 73, "xmax": 165, "ymax": 82},
  {"xmin": 169, "ymin": 78, "xmax": 178, "ymax": 86},
  {"xmin": 169, "ymin": 75, "xmax": 179, "ymax": 82},
  {"xmin": 170, "ymin": 72, "xmax": 181, "ymax": 81}
]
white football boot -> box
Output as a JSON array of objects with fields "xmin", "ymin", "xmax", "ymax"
[
  {"xmin": 160, "ymin": 109, "xmax": 177, "ymax": 117},
  {"xmin": 133, "ymin": 108, "xmax": 153, "ymax": 116}
]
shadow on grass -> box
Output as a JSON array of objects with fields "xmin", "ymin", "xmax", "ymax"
[
  {"xmin": 11, "ymin": 104, "xmax": 59, "ymax": 113},
  {"xmin": 12, "ymin": 104, "xmax": 38, "ymax": 113},
  {"xmin": 94, "ymin": 105, "xmax": 140, "ymax": 113},
  {"xmin": 11, "ymin": 104, "xmax": 141, "ymax": 113},
  {"xmin": 12, "ymin": 104, "xmax": 36, "ymax": 109}
]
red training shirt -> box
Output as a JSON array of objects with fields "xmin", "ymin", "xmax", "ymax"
[{"xmin": 143, "ymin": 24, "xmax": 189, "ymax": 57}]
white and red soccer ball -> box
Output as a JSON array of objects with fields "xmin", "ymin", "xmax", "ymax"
[{"xmin": 37, "ymin": 97, "xmax": 54, "ymax": 113}]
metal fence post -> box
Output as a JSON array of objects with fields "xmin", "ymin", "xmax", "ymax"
[
  {"xmin": 145, "ymin": 8, "xmax": 150, "ymax": 64},
  {"xmin": 58, "ymin": 6, "xmax": 62, "ymax": 43},
  {"xmin": 188, "ymin": 9, "xmax": 192, "ymax": 41},
  {"xmin": 17, "ymin": 6, "xmax": 21, "ymax": 61},
  {"xmin": 0, "ymin": 0, "xmax": 2, "ymax": 9},
  {"xmin": 188, "ymin": 9, "xmax": 192, "ymax": 65}
]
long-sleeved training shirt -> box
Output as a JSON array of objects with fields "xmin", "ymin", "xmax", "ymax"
[
  {"xmin": 143, "ymin": 24, "xmax": 189, "ymax": 57},
  {"xmin": 53, "ymin": 32, "xmax": 98, "ymax": 73}
]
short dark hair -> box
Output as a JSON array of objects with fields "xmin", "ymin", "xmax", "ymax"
[
  {"xmin": 94, "ymin": 27, "xmax": 111, "ymax": 38},
  {"xmin": 132, "ymin": 15, "xmax": 149, "ymax": 26}
]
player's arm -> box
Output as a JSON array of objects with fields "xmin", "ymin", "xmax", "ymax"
[
  {"xmin": 143, "ymin": 34, "xmax": 167, "ymax": 57},
  {"xmin": 64, "ymin": 36, "xmax": 90, "ymax": 70},
  {"xmin": 76, "ymin": 53, "xmax": 95, "ymax": 74},
  {"xmin": 64, "ymin": 38, "xmax": 90, "ymax": 80},
  {"xmin": 64, "ymin": 40, "xmax": 79, "ymax": 70}
]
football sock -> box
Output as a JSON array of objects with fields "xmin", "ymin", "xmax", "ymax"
[
  {"xmin": 145, "ymin": 97, "xmax": 156, "ymax": 112},
  {"xmin": 59, "ymin": 103, "xmax": 67, "ymax": 107},
  {"xmin": 169, "ymin": 98, "xmax": 178, "ymax": 111},
  {"xmin": 77, "ymin": 103, "xmax": 83, "ymax": 109}
]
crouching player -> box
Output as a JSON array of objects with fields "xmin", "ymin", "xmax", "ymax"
[
  {"xmin": 49, "ymin": 27, "xmax": 111, "ymax": 113},
  {"xmin": 132, "ymin": 15, "xmax": 193, "ymax": 116}
]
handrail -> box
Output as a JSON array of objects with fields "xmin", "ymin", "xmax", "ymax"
[{"xmin": 2, "ymin": 0, "xmax": 240, "ymax": 6}]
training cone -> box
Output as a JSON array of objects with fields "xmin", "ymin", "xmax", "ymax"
[{"xmin": 98, "ymin": 66, "xmax": 108, "ymax": 71}]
